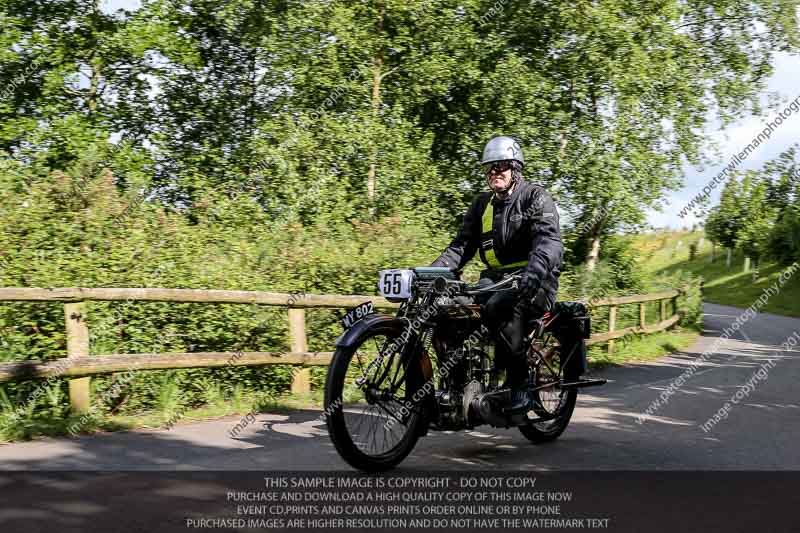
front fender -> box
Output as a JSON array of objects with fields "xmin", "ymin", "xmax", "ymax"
[{"xmin": 335, "ymin": 313, "xmax": 408, "ymax": 348}]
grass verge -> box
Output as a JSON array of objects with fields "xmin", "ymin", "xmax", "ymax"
[
  {"xmin": 0, "ymin": 392, "xmax": 287, "ymax": 443},
  {"xmin": 588, "ymin": 326, "xmax": 701, "ymax": 370}
]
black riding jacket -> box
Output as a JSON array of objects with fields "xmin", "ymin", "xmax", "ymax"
[{"xmin": 431, "ymin": 177, "xmax": 564, "ymax": 300}]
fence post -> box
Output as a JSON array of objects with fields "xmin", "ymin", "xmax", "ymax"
[
  {"xmin": 608, "ymin": 305, "xmax": 617, "ymax": 355},
  {"xmin": 288, "ymin": 308, "xmax": 310, "ymax": 395},
  {"xmin": 660, "ymin": 299, "xmax": 667, "ymax": 322},
  {"xmin": 639, "ymin": 303, "xmax": 646, "ymax": 330},
  {"xmin": 64, "ymin": 301, "xmax": 90, "ymax": 413}
]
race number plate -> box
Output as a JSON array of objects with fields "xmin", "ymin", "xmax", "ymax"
[
  {"xmin": 341, "ymin": 301, "xmax": 374, "ymax": 330},
  {"xmin": 377, "ymin": 269, "xmax": 414, "ymax": 300}
]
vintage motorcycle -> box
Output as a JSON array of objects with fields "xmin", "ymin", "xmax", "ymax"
[{"xmin": 324, "ymin": 267, "xmax": 605, "ymax": 472}]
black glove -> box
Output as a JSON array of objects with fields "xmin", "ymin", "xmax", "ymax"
[{"xmin": 518, "ymin": 270, "xmax": 541, "ymax": 301}]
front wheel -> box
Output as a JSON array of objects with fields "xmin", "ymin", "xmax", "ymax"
[
  {"xmin": 324, "ymin": 323, "xmax": 425, "ymax": 472},
  {"xmin": 518, "ymin": 341, "xmax": 579, "ymax": 443}
]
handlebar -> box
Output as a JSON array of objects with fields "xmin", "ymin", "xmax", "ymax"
[
  {"xmin": 462, "ymin": 270, "xmax": 523, "ymax": 294},
  {"xmin": 415, "ymin": 267, "xmax": 524, "ymax": 297}
]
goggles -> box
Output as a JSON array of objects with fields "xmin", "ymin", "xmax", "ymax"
[{"xmin": 484, "ymin": 160, "xmax": 512, "ymax": 174}]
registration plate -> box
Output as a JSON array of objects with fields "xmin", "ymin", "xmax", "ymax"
[{"xmin": 341, "ymin": 301, "xmax": 375, "ymax": 330}]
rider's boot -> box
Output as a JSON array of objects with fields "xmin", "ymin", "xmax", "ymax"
[{"xmin": 500, "ymin": 354, "xmax": 531, "ymax": 412}]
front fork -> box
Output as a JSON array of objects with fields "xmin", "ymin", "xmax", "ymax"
[{"xmin": 368, "ymin": 325, "xmax": 437, "ymax": 436}]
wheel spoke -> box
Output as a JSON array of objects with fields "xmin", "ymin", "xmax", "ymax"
[
  {"xmin": 374, "ymin": 399, "xmax": 407, "ymax": 427},
  {"xmin": 388, "ymin": 352, "xmax": 409, "ymax": 392},
  {"xmin": 337, "ymin": 331, "xmax": 418, "ymax": 460},
  {"xmin": 527, "ymin": 340, "xmax": 576, "ymax": 430},
  {"xmin": 372, "ymin": 348, "xmax": 397, "ymax": 386},
  {"xmin": 354, "ymin": 348, "xmax": 367, "ymax": 373},
  {"xmin": 351, "ymin": 403, "xmax": 369, "ymax": 434}
]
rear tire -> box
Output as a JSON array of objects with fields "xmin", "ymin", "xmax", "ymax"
[
  {"xmin": 518, "ymin": 388, "xmax": 576, "ymax": 443},
  {"xmin": 324, "ymin": 324, "xmax": 425, "ymax": 472},
  {"xmin": 518, "ymin": 341, "xmax": 579, "ymax": 444}
]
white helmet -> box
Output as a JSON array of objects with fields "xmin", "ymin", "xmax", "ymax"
[{"xmin": 481, "ymin": 136, "xmax": 524, "ymax": 166}]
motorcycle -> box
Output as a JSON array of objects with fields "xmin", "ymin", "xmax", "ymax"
[{"xmin": 324, "ymin": 266, "xmax": 605, "ymax": 472}]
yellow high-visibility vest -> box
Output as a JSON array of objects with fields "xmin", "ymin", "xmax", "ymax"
[{"xmin": 480, "ymin": 194, "xmax": 528, "ymax": 269}]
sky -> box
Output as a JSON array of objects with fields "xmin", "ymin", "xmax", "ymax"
[
  {"xmin": 100, "ymin": 0, "xmax": 800, "ymax": 230},
  {"xmin": 647, "ymin": 51, "xmax": 800, "ymax": 230}
]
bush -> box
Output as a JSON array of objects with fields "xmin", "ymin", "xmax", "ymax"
[
  {"xmin": 0, "ymin": 156, "xmax": 455, "ymax": 436},
  {"xmin": 649, "ymin": 270, "xmax": 704, "ymax": 329}
]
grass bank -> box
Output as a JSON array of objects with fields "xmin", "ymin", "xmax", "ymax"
[{"xmin": 631, "ymin": 230, "xmax": 800, "ymax": 317}]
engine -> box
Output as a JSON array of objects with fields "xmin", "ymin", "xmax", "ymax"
[{"xmin": 432, "ymin": 344, "xmax": 497, "ymax": 430}]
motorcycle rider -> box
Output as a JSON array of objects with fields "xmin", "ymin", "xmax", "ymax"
[{"xmin": 431, "ymin": 135, "xmax": 583, "ymax": 411}]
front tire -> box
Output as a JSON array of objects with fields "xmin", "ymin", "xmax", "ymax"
[{"xmin": 324, "ymin": 324, "xmax": 425, "ymax": 472}]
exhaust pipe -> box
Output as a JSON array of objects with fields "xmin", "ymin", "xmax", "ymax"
[{"xmin": 473, "ymin": 389, "xmax": 532, "ymax": 428}]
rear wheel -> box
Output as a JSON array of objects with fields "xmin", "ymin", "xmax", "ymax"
[
  {"xmin": 324, "ymin": 324, "xmax": 425, "ymax": 472},
  {"xmin": 518, "ymin": 340, "xmax": 578, "ymax": 443}
]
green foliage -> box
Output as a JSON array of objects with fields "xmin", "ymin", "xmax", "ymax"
[
  {"xmin": 764, "ymin": 145, "xmax": 800, "ymax": 264},
  {"xmin": 769, "ymin": 204, "xmax": 800, "ymax": 264},
  {"xmin": 658, "ymin": 270, "xmax": 704, "ymax": 328},
  {"xmin": 706, "ymin": 145, "xmax": 799, "ymax": 265},
  {"xmin": 597, "ymin": 236, "xmax": 646, "ymax": 293},
  {"xmin": 0, "ymin": 151, "xmax": 454, "ymax": 435},
  {"xmin": 567, "ymin": 234, "xmax": 646, "ymax": 302},
  {"xmin": 4, "ymin": 0, "xmax": 798, "ymax": 240},
  {"xmin": 735, "ymin": 174, "xmax": 776, "ymax": 262},
  {"xmin": 706, "ymin": 176, "xmax": 744, "ymax": 250}
]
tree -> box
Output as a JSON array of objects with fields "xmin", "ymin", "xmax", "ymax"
[
  {"xmin": 764, "ymin": 145, "xmax": 800, "ymax": 264},
  {"xmin": 0, "ymin": 0, "xmax": 155, "ymax": 183},
  {"xmin": 736, "ymin": 172, "xmax": 776, "ymax": 269},
  {"xmin": 408, "ymin": 0, "xmax": 800, "ymax": 269},
  {"xmin": 3, "ymin": 0, "xmax": 800, "ymax": 256},
  {"xmin": 706, "ymin": 146, "xmax": 800, "ymax": 267},
  {"xmin": 705, "ymin": 175, "xmax": 743, "ymax": 267}
]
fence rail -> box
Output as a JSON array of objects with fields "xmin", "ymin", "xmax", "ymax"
[{"xmin": 0, "ymin": 286, "xmax": 682, "ymax": 413}]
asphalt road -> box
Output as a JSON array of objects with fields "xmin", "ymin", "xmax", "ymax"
[{"xmin": 1, "ymin": 302, "xmax": 798, "ymax": 472}]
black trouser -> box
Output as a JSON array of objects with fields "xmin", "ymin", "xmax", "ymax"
[
  {"xmin": 479, "ymin": 281, "xmax": 588, "ymax": 386},
  {"xmin": 479, "ymin": 283, "xmax": 555, "ymax": 388}
]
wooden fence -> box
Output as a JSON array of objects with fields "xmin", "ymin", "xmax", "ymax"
[{"xmin": 0, "ymin": 287, "xmax": 681, "ymax": 413}]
